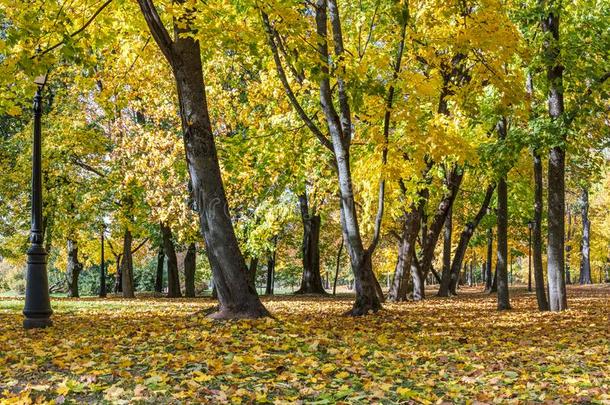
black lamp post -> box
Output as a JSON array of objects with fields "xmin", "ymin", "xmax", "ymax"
[
  {"xmin": 527, "ymin": 221, "xmax": 534, "ymax": 292},
  {"xmin": 99, "ymin": 225, "xmax": 107, "ymax": 298},
  {"xmin": 23, "ymin": 74, "xmax": 53, "ymax": 329}
]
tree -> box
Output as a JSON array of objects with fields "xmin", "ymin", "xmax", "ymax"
[
  {"xmin": 541, "ymin": 0, "xmax": 568, "ymax": 311},
  {"xmin": 496, "ymin": 118, "xmax": 511, "ymax": 311},
  {"xmin": 184, "ymin": 243, "xmax": 197, "ymax": 297},
  {"xmin": 439, "ymin": 184, "xmax": 495, "ymax": 296},
  {"xmin": 294, "ymin": 192, "xmax": 325, "ymax": 294},
  {"xmin": 161, "ymin": 223, "xmax": 181, "ymax": 298},
  {"xmin": 579, "ymin": 188, "xmax": 592, "ymax": 284},
  {"xmin": 136, "ymin": 0, "xmax": 268, "ymax": 318}
]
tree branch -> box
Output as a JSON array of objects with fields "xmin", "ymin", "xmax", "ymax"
[
  {"xmin": 136, "ymin": 0, "xmax": 174, "ymax": 63},
  {"xmin": 261, "ymin": 11, "xmax": 334, "ymax": 152},
  {"xmin": 33, "ymin": 0, "xmax": 114, "ymax": 59},
  {"xmin": 367, "ymin": 5, "xmax": 409, "ymax": 254},
  {"xmin": 131, "ymin": 238, "xmax": 149, "ymax": 254}
]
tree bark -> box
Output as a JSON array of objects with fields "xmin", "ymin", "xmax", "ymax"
[
  {"xmin": 184, "ymin": 243, "xmax": 196, "ymax": 297},
  {"xmin": 542, "ymin": 0, "xmax": 568, "ymax": 311},
  {"xmin": 496, "ymin": 118, "xmax": 511, "ymax": 310},
  {"xmin": 419, "ymin": 167, "xmax": 463, "ymax": 281},
  {"xmin": 439, "ymin": 206, "xmax": 453, "ymax": 293},
  {"xmin": 295, "ymin": 193, "xmax": 326, "ymax": 294},
  {"xmin": 66, "ymin": 239, "xmax": 82, "ymax": 298},
  {"xmin": 388, "ymin": 205, "xmax": 420, "ymax": 301},
  {"xmin": 441, "ymin": 184, "xmax": 495, "ymax": 296},
  {"xmin": 566, "ymin": 208, "xmax": 573, "ymax": 285},
  {"xmin": 314, "ymin": 0, "xmax": 380, "ymax": 316},
  {"xmin": 248, "ymin": 257, "xmax": 258, "ymax": 291},
  {"xmin": 265, "ymin": 252, "xmax": 276, "ymax": 295},
  {"xmin": 114, "ymin": 253, "xmax": 123, "ymax": 294},
  {"xmin": 485, "ymin": 228, "xmax": 494, "ymax": 292},
  {"xmin": 580, "ymin": 188, "xmax": 592, "ymax": 284},
  {"xmin": 533, "ymin": 151, "xmax": 550, "ymax": 310},
  {"xmin": 411, "ymin": 256, "xmax": 426, "ymax": 301},
  {"xmin": 137, "ymin": 0, "xmax": 269, "ymax": 319},
  {"xmin": 155, "ymin": 244, "xmax": 164, "ymax": 293},
  {"xmin": 161, "ymin": 223, "xmax": 181, "ymax": 298},
  {"xmin": 333, "ymin": 238, "xmax": 344, "ymax": 295},
  {"xmin": 121, "ymin": 229, "xmax": 135, "ymax": 298}
]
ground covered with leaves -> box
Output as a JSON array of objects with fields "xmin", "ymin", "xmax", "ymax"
[{"xmin": 0, "ymin": 285, "xmax": 608, "ymax": 404}]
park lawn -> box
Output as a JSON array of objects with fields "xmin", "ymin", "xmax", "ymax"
[{"xmin": 0, "ymin": 285, "xmax": 608, "ymax": 404}]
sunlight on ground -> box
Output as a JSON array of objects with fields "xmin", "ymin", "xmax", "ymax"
[{"xmin": 1, "ymin": 285, "xmax": 608, "ymax": 403}]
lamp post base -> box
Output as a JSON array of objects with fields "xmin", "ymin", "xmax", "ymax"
[
  {"xmin": 23, "ymin": 317, "xmax": 53, "ymax": 329},
  {"xmin": 23, "ymin": 244, "xmax": 53, "ymax": 329}
]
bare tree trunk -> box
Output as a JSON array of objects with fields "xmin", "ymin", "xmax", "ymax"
[
  {"xmin": 161, "ymin": 224, "xmax": 181, "ymax": 298},
  {"xmin": 566, "ymin": 208, "xmax": 573, "ymax": 285},
  {"xmin": 580, "ymin": 188, "xmax": 592, "ymax": 284},
  {"xmin": 439, "ymin": 206, "xmax": 453, "ymax": 293},
  {"xmin": 137, "ymin": 0, "xmax": 268, "ymax": 319},
  {"xmin": 265, "ymin": 251, "xmax": 276, "ymax": 295},
  {"xmin": 295, "ymin": 193, "xmax": 326, "ymax": 294},
  {"xmin": 248, "ymin": 257, "xmax": 258, "ymax": 292},
  {"xmin": 542, "ymin": 0, "xmax": 568, "ymax": 311},
  {"xmin": 155, "ymin": 244, "xmax": 164, "ymax": 293},
  {"xmin": 485, "ymin": 228, "xmax": 494, "ymax": 292},
  {"xmin": 121, "ymin": 229, "xmax": 135, "ymax": 298},
  {"xmin": 184, "ymin": 243, "xmax": 196, "ymax": 297},
  {"xmin": 333, "ymin": 238, "xmax": 344, "ymax": 295},
  {"xmin": 66, "ymin": 239, "xmax": 82, "ymax": 298},
  {"xmin": 441, "ymin": 184, "xmax": 495, "ymax": 296},
  {"xmin": 388, "ymin": 205, "xmax": 420, "ymax": 301},
  {"xmin": 496, "ymin": 118, "xmax": 511, "ymax": 310},
  {"xmin": 533, "ymin": 151, "xmax": 550, "ymax": 310},
  {"xmin": 411, "ymin": 256, "xmax": 425, "ymax": 301},
  {"xmin": 419, "ymin": 167, "xmax": 463, "ymax": 282}
]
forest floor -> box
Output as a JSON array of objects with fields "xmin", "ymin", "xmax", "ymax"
[{"xmin": 0, "ymin": 285, "xmax": 608, "ymax": 404}]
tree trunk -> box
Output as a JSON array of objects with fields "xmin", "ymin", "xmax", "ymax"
[
  {"xmin": 114, "ymin": 254, "xmax": 123, "ymax": 294},
  {"xmin": 333, "ymin": 238, "xmax": 344, "ymax": 295},
  {"xmin": 184, "ymin": 243, "xmax": 197, "ymax": 297},
  {"xmin": 580, "ymin": 188, "xmax": 592, "ymax": 284},
  {"xmin": 439, "ymin": 206, "xmax": 453, "ymax": 294},
  {"xmin": 485, "ymin": 228, "xmax": 494, "ymax": 291},
  {"xmin": 388, "ymin": 205, "xmax": 420, "ymax": 301},
  {"xmin": 295, "ymin": 193, "xmax": 326, "ymax": 294},
  {"xmin": 496, "ymin": 118, "xmax": 511, "ymax": 310},
  {"xmin": 161, "ymin": 223, "xmax": 182, "ymax": 298},
  {"xmin": 66, "ymin": 239, "xmax": 82, "ymax": 298},
  {"xmin": 496, "ymin": 176, "xmax": 510, "ymax": 309},
  {"xmin": 419, "ymin": 167, "xmax": 463, "ymax": 283},
  {"xmin": 542, "ymin": 1, "xmax": 568, "ymax": 312},
  {"xmin": 441, "ymin": 184, "xmax": 495, "ymax": 296},
  {"xmin": 566, "ymin": 208, "xmax": 573, "ymax": 285},
  {"xmin": 314, "ymin": 0, "xmax": 381, "ymax": 316},
  {"xmin": 533, "ymin": 151, "xmax": 549, "ymax": 310},
  {"xmin": 248, "ymin": 257, "xmax": 258, "ymax": 291},
  {"xmin": 121, "ymin": 229, "xmax": 135, "ymax": 298},
  {"xmin": 490, "ymin": 264, "xmax": 498, "ymax": 293},
  {"xmin": 411, "ymin": 256, "xmax": 425, "ymax": 301},
  {"xmin": 265, "ymin": 252, "xmax": 276, "ymax": 295},
  {"xmin": 155, "ymin": 244, "xmax": 164, "ymax": 293},
  {"xmin": 137, "ymin": 0, "xmax": 268, "ymax": 319},
  {"xmin": 100, "ymin": 231, "xmax": 107, "ymax": 298}
]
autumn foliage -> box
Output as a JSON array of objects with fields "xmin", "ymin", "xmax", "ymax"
[{"xmin": 1, "ymin": 285, "xmax": 609, "ymax": 403}]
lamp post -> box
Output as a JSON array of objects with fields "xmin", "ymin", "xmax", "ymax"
[
  {"xmin": 527, "ymin": 221, "xmax": 534, "ymax": 292},
  {"xmin": 23, "ymin": 74, "xmax": 53, "ymax": 329},
  {"xmin": 100, "ymin": 225, "xmax": 107, "ymax": 298}
]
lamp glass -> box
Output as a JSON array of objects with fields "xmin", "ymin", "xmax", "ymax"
[{"xmin": 34, "ymin": 74, "xmax": 48, "ymax": 87}]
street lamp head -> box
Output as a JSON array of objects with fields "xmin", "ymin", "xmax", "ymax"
[
  {"xmin": 33, "ymin": 73, "xmax": 48, "ymax": 88},
  {"xmin": 527, "ymin": 220, "xmax": 534, "ymax": 230}
]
